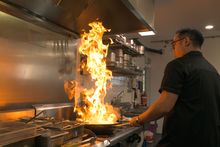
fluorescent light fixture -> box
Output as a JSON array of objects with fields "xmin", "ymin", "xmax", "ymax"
[
  {"xmin": 138, "ymin": 31, "xmax": 155, "ymax": 36},
  {"xmin": 205, "ymin": 25, "xmax": 214, "ymax": 30}
]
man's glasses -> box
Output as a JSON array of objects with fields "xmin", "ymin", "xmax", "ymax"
[{"xmin": 171, "ymin": 37, "xmax": 185, "ymax": 48}]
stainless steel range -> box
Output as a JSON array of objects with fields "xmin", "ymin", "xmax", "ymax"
[{"xmin": 0, "ymin": 103, "xmax": 143, "ymax": 147}]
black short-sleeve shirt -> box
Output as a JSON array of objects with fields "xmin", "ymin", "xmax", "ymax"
[{"xmin": 157, "ymin": 51, "xmax": 220, "ymax": 147}]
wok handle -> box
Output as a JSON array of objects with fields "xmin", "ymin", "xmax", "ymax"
[
  {"xmin": 80, "ymin": 136, "xmax": 96, "ymax": 145},
  {"xmin": 62, "ymin": 129, "xmax": 96, "ymax": 146},
  {"xmin": 114, "ymin": 122, "xmax": 130, "ymax": 127},
  {"xmin": 81, "ymin": 129, "xmax": 97, "ymax": 145}
]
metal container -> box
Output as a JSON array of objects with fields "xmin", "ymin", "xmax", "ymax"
[
  {"xmin": 130, "ymin": 39, "xmax": 134, "ymax": 45},
  {"xmin": 123, "ymin": 54, "xmax": 129, "ymax": 61},
  {"xmin": 123, "ymin": 54, "xmax": 131, "ymax": 69},
  {"xmin": 43, "ymin": 121, "xmax": 84, "ymax": 141},
  {"xmin": 119, "ymin": 49, "xmax": 123, "ymax": 57},
  {"xmin": 110, "ymin": 52, "xmax": 116, "ymax": 62},
  {"xmin": 0, "ymin": 121, "xmax": 38, "ymax": 146},
  {"xmin": 119, "ymin": 57, "xmax": 123, "ymax": 64},
  {"xmin": 36, "ymin": 126, "xmax": 95, "ymax": 147},
  {"xmin": 4, "ymin": 137, "xmax": 36, "ymax": 147},
  {"xmin": 36, "ymin": 129, "xmax": 68, "ymax": 147},
  {"xmin": 138, "ymin": 46, "xmax": 145, "ymax": 54}
]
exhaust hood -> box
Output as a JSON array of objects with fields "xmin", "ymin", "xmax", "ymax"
[{"xmin": 0, "ymin": 0, "xmax": 154, "ymax": 37}]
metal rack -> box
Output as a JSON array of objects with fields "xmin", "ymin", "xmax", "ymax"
[
  {"xmin": 109, "ymin": 38, "xmax": 142, "ymax": 57},
  {"xmin": 107, "ymin": 65, "xmax": 143, "ymax": 76},
  {"xmin": 105, "ymin": 36, "xmax": 143, "ymax": 76}
]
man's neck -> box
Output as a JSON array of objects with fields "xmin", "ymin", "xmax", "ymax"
[{"xmin": 184, "ymin": 47, "xmax": 201, "ymax": 55}]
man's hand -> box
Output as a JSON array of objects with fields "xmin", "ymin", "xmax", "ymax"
[{"xmin": 130, "ymin": 115, "xmax": 141, "ymax": 126}]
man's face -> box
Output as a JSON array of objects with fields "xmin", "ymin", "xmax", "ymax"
[{"xmin": 171, "ymin": 34, "xmax": 185, "ymax": 58}]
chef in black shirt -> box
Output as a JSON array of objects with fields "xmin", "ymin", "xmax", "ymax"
[{"xmin": 130, "ymin": 28, "xmax": 220, "ymax": 147}]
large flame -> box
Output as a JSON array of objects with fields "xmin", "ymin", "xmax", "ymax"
[{"xmin": 66, "ymin": 21, "xmax": 119, "ymax": 124}]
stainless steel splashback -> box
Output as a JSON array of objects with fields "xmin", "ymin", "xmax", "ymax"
[{"xmin": 0, "ymin": 11, "xmax": 78, "ymax": 111}]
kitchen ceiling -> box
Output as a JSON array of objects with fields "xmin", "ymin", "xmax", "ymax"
[{"xmin": 129, "ymin": 0, "xmax": 220, "ymax": 44}]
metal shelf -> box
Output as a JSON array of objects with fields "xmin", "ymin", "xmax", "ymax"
[
  {"xmin": 107, "ymin": 65, "xmax": 143, "ymax": 76},
  {"xmin": 104, "ymin": 35, "xmax": 143, "ymax": 77}
]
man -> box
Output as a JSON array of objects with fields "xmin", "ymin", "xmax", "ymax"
[{"xmin": 130, "ymin": 28, "xmax": 220, "ymax": 147}]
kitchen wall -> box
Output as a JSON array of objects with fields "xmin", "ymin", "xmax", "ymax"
[
  {"xmin": 202, "ymin": 37, "xmax": 220, "ymax": 72},
  {"xmin": 105, "ymin": 76, "xmax": 134, "ymax": 104},
  {"xmin": 105, "ymin": 56, "xmax": 147, "ymax": 105},
  {"xmin": 145, "ymin": 36, "xmax": 220, "ymax": 133}
]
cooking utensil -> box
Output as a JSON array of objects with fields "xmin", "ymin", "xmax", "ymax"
[
  {"xmin": 62, "ymin": 129, "xmax": 96, "ymax": 147},
  {"xmin": 85, "ymin": 122, "xmax": 130, "ymax": 135},
  {"xmin": 85, "ymin": 123, "xmax": 116, "ymax": 135}
]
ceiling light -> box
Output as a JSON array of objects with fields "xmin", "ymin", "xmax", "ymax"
[
  {"xmin": 138, "ymin": 31, "xmax": 155, "ymax": 36},
  {"xmin": 205, "ymin": 25, "xmax": 214, "ymax": 30}
]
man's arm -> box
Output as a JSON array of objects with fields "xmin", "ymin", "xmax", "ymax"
[{"xmin": 130, "ymin": 90, "xmax": 178, "ymax": 125}]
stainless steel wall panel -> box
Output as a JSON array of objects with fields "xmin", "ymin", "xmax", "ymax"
[{"xmin": 0, "ymin": 11, "xmax": 77, "ymax": 110}]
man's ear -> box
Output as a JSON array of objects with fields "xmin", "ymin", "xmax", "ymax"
[{"xmin": 185, "ymin": 37, "xmax": 191, "ymax": 47}]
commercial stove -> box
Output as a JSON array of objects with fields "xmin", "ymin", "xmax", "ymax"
[
  {"xmin": 0, "ymin": 103, "xmax": 143, "ymax": 147},
  {"xmin": 28, "ymin": 117, "xmax": 142, "ymax": 146},
  {"xmin": 24, "ymin": 118, "xmax": 94, "ymax": 147}
]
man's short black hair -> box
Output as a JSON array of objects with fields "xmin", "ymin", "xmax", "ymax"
[{"xmin": 176, "ymin": 28, "xmax": 204, "ymax": 48}]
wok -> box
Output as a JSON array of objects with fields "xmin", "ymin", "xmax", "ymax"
[{"xmin": 85, "ymin": 122, "xmax": 130, "ymax": 135}]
